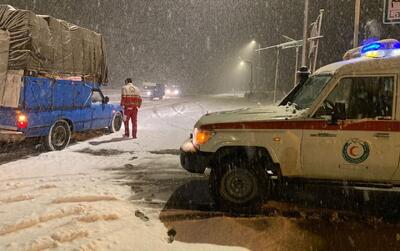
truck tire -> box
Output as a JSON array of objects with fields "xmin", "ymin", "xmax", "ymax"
[
  {"xmin": 44, "ymin": 120, "xmax": 71, "ymax": 151},
  {"xmin": 209, "ymin": 156, "xmax": 269, "ymax": 214},
  {"xmin": 109, "ymin": 112, "xmax": 123, "ymax": 133}
]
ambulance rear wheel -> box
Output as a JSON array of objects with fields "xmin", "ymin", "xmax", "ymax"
[
  {"xmin": 209, "ymin": 156, "xmax": 269, "ymax": 214},
  {"xmin": 109, "ymin": 112, "xmax": 123, "ymax": 133},
  {"xmin": 44, "ymin": 120, "xmax": 71, "ymax": 151}
]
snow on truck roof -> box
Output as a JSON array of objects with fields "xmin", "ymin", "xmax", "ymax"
[
  {"xmin": 314, "ymin": 56, "xmax": 400, "ymax": 76},
  {"xmin": 315, "ymin": 39, "xmax": 400, "ymax": 77}
]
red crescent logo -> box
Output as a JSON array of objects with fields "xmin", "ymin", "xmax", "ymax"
[
  {"xmin": 342, "ymin": 139, "xmax": 370, "ymax": 164},
  {"xmin": 349, "ymin": 146, "xmax": 359, "ymax": 157}
]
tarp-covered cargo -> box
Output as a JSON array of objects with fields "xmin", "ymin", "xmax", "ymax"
[{"xmin": 0, "ymin": 5, "xmax": 108, "ymax": 84}]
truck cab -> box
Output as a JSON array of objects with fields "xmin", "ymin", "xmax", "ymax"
[
  {"xmin": 0, "ymin": 74, "xmax": 123, "ymax": 150},
  {"xmin": 180, "ymin": 39, "xmax": 400, "ymax": 212}
]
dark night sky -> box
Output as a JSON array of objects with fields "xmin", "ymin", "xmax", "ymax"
[{"xmin": 1, "ymin": 0, "xmax": 399, "ymax": 95}]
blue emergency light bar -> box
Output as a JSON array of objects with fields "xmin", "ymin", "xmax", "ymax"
[
  {"xmin": 344, "ymin": 39, "xmax": 400, "ymax": 60},
  {"xmin": 360, "ymin": 42, "xmax": 384, "ymax": 54},
  {"xmin": 360, "ymin": 40, "xmax": 400, "ymax": 58}
]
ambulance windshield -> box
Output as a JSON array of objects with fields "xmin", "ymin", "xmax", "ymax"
[{"xmin": 288, "ymin": 75, "xmax": 332, "ymax": 110}]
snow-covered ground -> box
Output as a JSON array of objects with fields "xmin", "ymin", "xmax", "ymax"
[
  {"xmin": 0, "ymin": 95, "xmax": 256, "ymax": 251},
  {"xmin": 1, "ymin": 94, "xmax": 400, "ymax": 251}
]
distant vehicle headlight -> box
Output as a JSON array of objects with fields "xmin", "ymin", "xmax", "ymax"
[
  {"xmin": 174, "ymin": 89, "xmax": 180, "ymax": 95},
  {"xmin": 165, "ymin": 89, "xmax": 171, "ymax": 95},
  {"xmin": 146, "ymin": 91, "xmax": 152, "ymax": 96}
]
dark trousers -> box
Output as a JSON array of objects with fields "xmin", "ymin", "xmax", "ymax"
[{"xmin": 124, "ymin": 108, "xmax": 138, "ymax": 138}]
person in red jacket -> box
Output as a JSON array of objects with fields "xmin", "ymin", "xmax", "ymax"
[{"xmin": 121, "ymin": 78, "xmax": 142, "ymax": 138}]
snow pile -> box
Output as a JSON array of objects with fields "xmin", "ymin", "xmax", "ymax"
[{"xmin": 0, "ymin": 95, "xmax": 251, "ymax": 251}]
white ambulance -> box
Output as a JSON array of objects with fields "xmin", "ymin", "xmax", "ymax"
[{"xmin": 180, "ymin": 39, "xmax": 400, "ymax": 212}]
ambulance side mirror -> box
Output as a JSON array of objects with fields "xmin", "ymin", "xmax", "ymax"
[{"xmin": 331, "ymin": 102, "xmax": 346, "ymax": 124}]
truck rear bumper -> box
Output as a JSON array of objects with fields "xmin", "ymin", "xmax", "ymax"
[
  {"xmin": 0, "ymin": 129, "xmax": 25, "ymax": 142},
  {"xmin": 180, "ymin": 139, "xmax": 212, "ymax": 174}
]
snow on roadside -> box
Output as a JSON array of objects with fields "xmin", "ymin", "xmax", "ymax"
[{"xmin": 0, "ymin": 95, "xmax": 258, "ymax": 251}]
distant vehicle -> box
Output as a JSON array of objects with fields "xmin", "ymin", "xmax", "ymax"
[
  {"xmin": 180, "ymin": 39, "xmax": 400, "ymax": 213},
  {"xmin": 141, "ymin": 82, "xmax": 165, "ymax": 100},
  {"xmin": 165, "ymin": 85, "xmax": 181, "ymax": 97}
]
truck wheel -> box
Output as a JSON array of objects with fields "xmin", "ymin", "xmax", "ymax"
[
  {"xmin": 109, "ymin": 112, "xmax": 123, "ymax": 133},
  {"xmin": 209, "ymin": 156, "xmax": 269, "ymax": 214},
  {"xmin": 44, "ymin": 120, "xmax": 71, "ymax": 151}
]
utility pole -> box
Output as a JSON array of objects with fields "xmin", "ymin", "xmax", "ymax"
[
  {"xmin": 257, "ymin": 42, "xmax": 261, "ymax": 91},
  {"xmin": 354, "ymin": 0, "xmax": 361, "ymax": 48},
  {"xmin": 273, "ymin": 49, "xmax": 280, "ymax": 104},
  {"xmin": 301, "ymin": 0, "xmax": 309, "ymax": 66},
  {"xmin": 294, "ymin": 46, "xmax": 300, "ymax": 86}
]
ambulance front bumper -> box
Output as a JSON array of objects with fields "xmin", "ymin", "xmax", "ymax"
[{"xmin": 180, "ymin": 139, "xmax": 212, "ymax": 174}]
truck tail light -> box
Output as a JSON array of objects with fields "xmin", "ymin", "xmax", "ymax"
[{"xmin": 16, "ymin": 112, "xmax": 28, "ymax": 129}]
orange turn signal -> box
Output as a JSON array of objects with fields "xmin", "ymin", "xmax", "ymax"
[{"xmin": 193, "ymin": 129, "xmax": 213, "ymax": 145}]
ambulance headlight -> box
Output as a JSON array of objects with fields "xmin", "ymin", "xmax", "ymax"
[{"xmin": 193, "ymin": 128, "xmax": 213, "ymax": 146}]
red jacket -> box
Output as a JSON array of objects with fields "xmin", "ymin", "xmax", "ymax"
[{"xmin": 121, "ymin": 83, "xmax": 142, "ymax": 109}]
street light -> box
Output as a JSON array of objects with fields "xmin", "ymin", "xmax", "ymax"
[
  {"xmin": 241, "ymin": 40, "xmax": 257, "ymax": 56},
  {"xmin": 236, "ymin": 40, "xmax": 257, "ymax": 94}
]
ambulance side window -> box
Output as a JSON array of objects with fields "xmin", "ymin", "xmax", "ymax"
[{"xmin": 314, "ymin": 76, "xmax": 394, "ymax": 120}]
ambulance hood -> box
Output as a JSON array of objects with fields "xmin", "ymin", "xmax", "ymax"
[{"xmin": 195, "ymin": 104, "xmax": 307, "ymax": 128}]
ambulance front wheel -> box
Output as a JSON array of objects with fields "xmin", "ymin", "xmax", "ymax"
[
  {"xmin": 209, "ymin": 156, "xmax": 269, "ymax": 214},
  {"xmin": 44, "ymin": 120, "xmax": 71, "ymax": 151}
]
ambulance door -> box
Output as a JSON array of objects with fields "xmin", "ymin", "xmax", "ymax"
[
  {"xmin": 301, "ymin": 123, "xmax": 342, "ymax": 180},
  {"xmin": 336, "ymin": 76, "xmax": 399, "ymax": 182},
  {"xmin": 302, "ymin": 76, "xmax": 400, "ymax": 182}
]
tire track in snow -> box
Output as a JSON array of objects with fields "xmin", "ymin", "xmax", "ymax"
[
  {"xmin": 0, "ymin": 183, "xmax": 33, "ymax": 194},
  {"xmin": 151, "ymin": 102, "xmax": 188, "ymax": 130},
  {"xmin": 171, "ymin": 103, "xmax": 185, "ymax": 116},
  {"xmin": 12, "ymin": 229, "xmax": 90, "ymax": 251},
  {"xmin": 0, "ymin": 206, "xmax": 85, "ymax": 236},
  {"xmin": 0, "ymin": 194, "xmax": 35, "ymax": 204},
  {"xmin": 52, "ymin": 195, "xmax": 118, "ymax": 204},
  {"xmin": 194, "ymin": 101, "xmax": 207, "ymax": 114},
  {"xmin": 152, "ymin": 99, "xmax": 209, "ymax": 131}
]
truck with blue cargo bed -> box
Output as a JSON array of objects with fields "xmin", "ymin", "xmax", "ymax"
[
  {"xmin": 0, "ymin": 74, "xmax": 123, "ymax": 150},
  {"xmin": 0, "ymin": 5, "xmax": 122, "ymax": 150}
]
